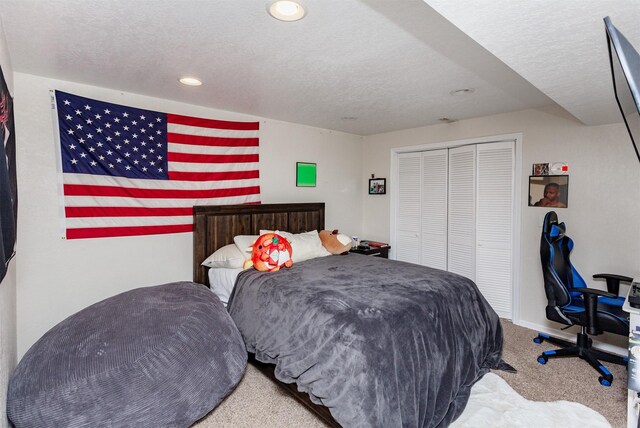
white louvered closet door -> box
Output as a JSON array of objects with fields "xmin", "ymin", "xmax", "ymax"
[
  {"xmin": 475, "ymin": 141, "xmax": 515, "ymax": 319},
  {"xmin": 396, "ymin": 152, "xmax": 422, "ymax": 264},
  {"xmin": 421, "ymin": 150, "xmax": 448, "ymax": 270},
  {"xmin": 447, "ymin": 145, "xmax": 476, "ymax": 281}
]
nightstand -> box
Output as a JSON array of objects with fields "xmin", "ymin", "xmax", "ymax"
[{"xmin": 349, "ymin": 245, "xmax": 390, "ymax": 259}]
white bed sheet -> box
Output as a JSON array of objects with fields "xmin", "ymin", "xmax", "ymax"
[{"xmin": 208, "ymin": 267, "xmax": 242, "ymax": 306}]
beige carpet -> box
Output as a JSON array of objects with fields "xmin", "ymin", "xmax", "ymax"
[
  {"xmin": 193, "ymin": 363, "xmax": 328, "ymax": 428},
  {"xmin": 194, "ymin": 320, "xmax": 626, "ymax": 428},
  {"xmin": 496, "ymin": 320, "xmax": 626, "ymax": 428}
]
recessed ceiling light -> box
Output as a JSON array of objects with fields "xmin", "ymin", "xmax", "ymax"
[
  {"xmin": 449, "ymin": 88, "xmax": 475, "ymax": 96},
  {"xmin": 179, "ymin": 77, "xmax": 203, "ymax": 86},
  {"xmin": 269, "ymin": 1, "xmax": 305, "ymax": 22}
]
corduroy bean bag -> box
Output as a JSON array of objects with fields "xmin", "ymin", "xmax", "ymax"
[{"xmin": 7, "ymin": 281, "xmax": 247, "ymax": 427}]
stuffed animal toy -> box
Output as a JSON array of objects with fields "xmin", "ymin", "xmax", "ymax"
[
  {"xmin": 319, "ymin": 229, "xmax": 352, "ymax": 255},
  {"xmin": 243, "ymin": 233, "xmax": 293, "ymax": 272}
]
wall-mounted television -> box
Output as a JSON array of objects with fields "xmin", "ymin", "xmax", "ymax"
[{"xmin": 604, "ymin": 16, "xmax": 640, "ymax": 163}]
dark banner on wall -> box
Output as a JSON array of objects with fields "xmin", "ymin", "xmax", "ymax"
[{"xmin": 0, "ymin": 64, "xmax": 16, "ymax": 284}]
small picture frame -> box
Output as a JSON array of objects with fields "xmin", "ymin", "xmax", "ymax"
[
  {"xmin": 296, "ymin": 162, "xmax": 317, "ymax": 187},
  {"xmin": 369, "ymin": 178, "xmax": 386, "ymax": 195},
  {"xmin": 528, "ymin": 175, "xmax": 569, "ymax": 208},
  {"xmin": 532, "ymin": 163, "xmax": 549, "ymax": 176}
]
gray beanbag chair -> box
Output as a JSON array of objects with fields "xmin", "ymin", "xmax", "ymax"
[{"xmin": 7, "ymin": 281, "xmax": 247, "ymax": 427}]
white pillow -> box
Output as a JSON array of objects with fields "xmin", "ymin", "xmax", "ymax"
[
  {"xmin": 201, "ymin": 244, "xmax": 245, "ymax": 269},
  {"xmin": 233, "ymin": 235, "xmax": 259, "ymax": 257},
  {"xmin": 207, "ymin": 267, "xmax": 242, "ymax": 307},
  {"xmin": 260, "ymin": 229, "xmax": 330, "ymax": 263}
]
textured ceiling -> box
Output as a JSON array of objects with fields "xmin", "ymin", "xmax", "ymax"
[
  {"xmin": 425, "ymin": 0, "xmax": 640, "ymax": 126},
  {"xmin": 0, "ymin": 0, "xmax": 633, "ymax": 135}
]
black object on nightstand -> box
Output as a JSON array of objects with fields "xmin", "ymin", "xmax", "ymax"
[{"xmin": 349, "ymin": 244, "xmax": 390, "ymax": 259}]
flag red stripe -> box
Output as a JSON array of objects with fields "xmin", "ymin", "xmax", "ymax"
[
  {"xmin": 63, "ymin": 184, "xmax": 261, "ymax": 199},
  {"xmin": 167, "ymin": 114, "xmax": 259, "ymax": 130},
  {"xmin": 167, "ymin": 152, "xmax": 259, "ymax": 164},
  {"xmin": 168, "ymin": 170, "xmax": 260, "ymax": 181},
  {"xmin": 66, "ymin": 224, "xmax": 193, "ymax": 239},
  {"xmin": 65, "ymin": 207, "xmax": 193, "ymax": 218},
  {"xmin": 167, "ymin": 133, "xmax": 259, "ymax": 147}
]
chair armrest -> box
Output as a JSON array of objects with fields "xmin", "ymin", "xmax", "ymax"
[
  {"xmin": 572, "ymin": 287, "xmax": 617, "ymax": 335},
  {"xmin": 592, "ymin": 273, "xmax": 633, "ymax": 296},
  {"xmin": 572, "ymin": 287, "xmax": 617, "ymax": 299}
]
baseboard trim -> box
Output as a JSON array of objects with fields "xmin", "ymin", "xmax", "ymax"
[{"xmin": 514, "ymin": 320, "xmax": 627, "ymax": 357}]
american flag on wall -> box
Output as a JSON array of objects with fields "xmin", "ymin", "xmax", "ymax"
[{"xmin": 54, "ymin": 90, "xmax": 260, "ymax": 239}]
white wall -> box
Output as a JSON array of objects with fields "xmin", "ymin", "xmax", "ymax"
[
  {"xmin": 361, "ymin": 105, "xmax": 640, "ymax": 346},
  {"xmin": 0, "ymin": 14, "xmax": 15, "ymax": 428},
  {"xmin": 14, "ymin": 72, "xmax": 363, "ymax": 358}
]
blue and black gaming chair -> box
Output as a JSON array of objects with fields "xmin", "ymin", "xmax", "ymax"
[{"xmin": 534, "ymin": 211, "xmax": 631, "ymax": 386}]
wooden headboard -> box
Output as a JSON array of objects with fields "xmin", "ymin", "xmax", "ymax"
[{"xmin": 193, "ymin": 203, "xmax": 325, "ymax": 286}]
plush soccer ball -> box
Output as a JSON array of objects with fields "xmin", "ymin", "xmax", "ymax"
[
  {"xmin": 319, "ymin": 229, "xmax": 352, "ymax": 255},
  {"xmin": 243, "ymin": 233, "xmax": 293, "ymax": 272}
]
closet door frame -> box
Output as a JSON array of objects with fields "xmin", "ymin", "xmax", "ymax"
[{"xmin": 389, "ymin": 133, "xmax": 523, "ymax": 323}]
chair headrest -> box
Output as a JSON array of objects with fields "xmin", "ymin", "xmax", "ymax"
[
  {"xmin": 549, "ymin": 223, "xmax": 566, "ymax": 240},
  {"xmin": 542, "ymin": 211, "xmax": 558, "ymax": 233},
  {"xmin": 542, "ymin": 211, "xmax": 566, "ymax": 242}
]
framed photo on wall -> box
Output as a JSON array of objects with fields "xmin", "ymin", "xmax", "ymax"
[
  {"xmin": 528, "ymin": 175, "xmax": 569, "ymax": 208},
  {"xmin": 532, "ymin": 163, "xmax": 549, "ymax": 176},
  {"xmin": 369, "ymin": 178, "xmax": 386, "ymax": 195}
]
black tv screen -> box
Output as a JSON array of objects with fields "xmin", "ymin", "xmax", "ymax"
[{"xmin": 605, "ymin": 16, "xmax": 640, "ymax": 163}]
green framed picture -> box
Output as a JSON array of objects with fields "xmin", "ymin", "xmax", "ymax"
[{"xmin": 296, "ymin": 162, "xmax": 317, "ymax": 187}]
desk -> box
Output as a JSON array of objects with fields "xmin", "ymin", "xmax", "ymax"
[{"xmin": 623, "ymin": 281, "xmax": 640, "ymax": 428}]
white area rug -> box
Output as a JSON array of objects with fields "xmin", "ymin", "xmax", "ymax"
[{"xmin": 451, "ymin": 373, "xmax": 611, "ymax": 428}]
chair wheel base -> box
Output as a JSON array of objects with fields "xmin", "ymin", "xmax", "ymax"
[
  {"xmin": 533, "ymin": 331, "xmax": 626, "ymax": 386},
  {"xmin": 598, "ymin": 376, "xmax": 612, "ymax": 387}
]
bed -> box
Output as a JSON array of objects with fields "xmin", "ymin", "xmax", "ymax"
[{"xmin": 193, "ymin": 202, "xmax": 503, "ymax": 427}]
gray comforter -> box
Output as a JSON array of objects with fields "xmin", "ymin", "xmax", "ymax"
[{"xmin": 227, "ymin": 253, "xmax": 503, "ymax": 427}]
